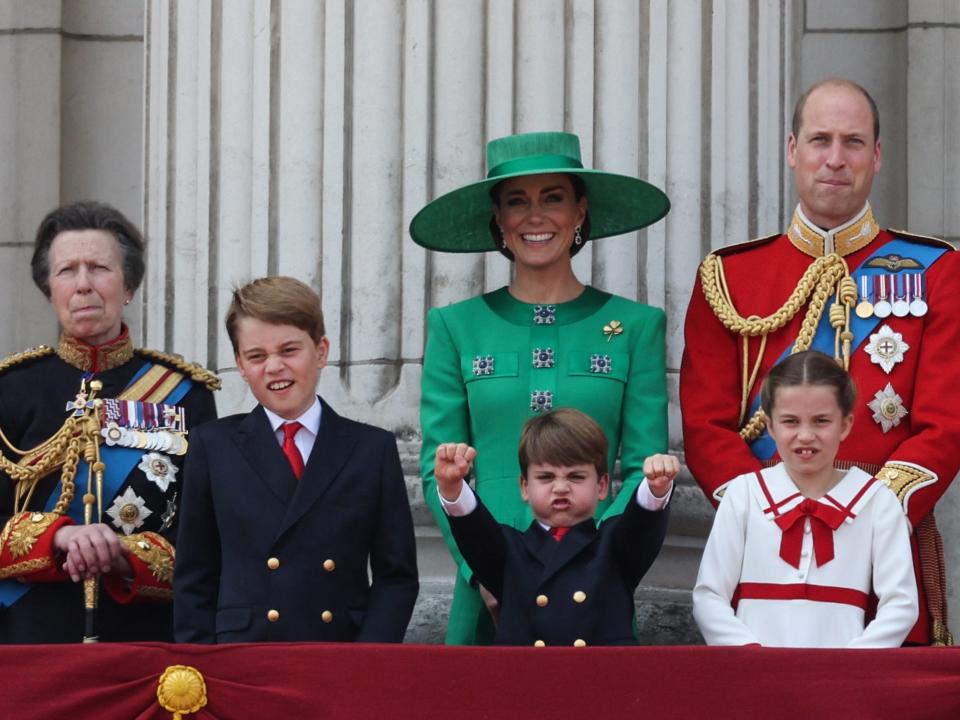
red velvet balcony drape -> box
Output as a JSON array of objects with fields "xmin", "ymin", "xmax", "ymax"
[{"xmin": 2, "ymin": 643, "xmax": 958, "ymax": 719}]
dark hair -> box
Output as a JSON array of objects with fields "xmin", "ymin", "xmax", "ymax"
[
  {"xmin": 760, "ymin": 351, "xmax": 857, "ymax": 418},
  {"xmin": 32, "ymin": 201, "xmax": 146, "ymax": 299},
  {"xmin": 226, "ymin": 276, "xmax": 326, "ymax": 354},
  {"xmin": 791, "ymin": 78, "xmax": 880, "ymax": 143},
  {"xmin": 488, "ymin": 173, "xmax": 592, "ymax": 261},
  {"xmin": 518, "ymin": 408, "xmax": 608, "ymax": 478}
]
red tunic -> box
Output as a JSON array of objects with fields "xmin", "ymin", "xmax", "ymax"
[{"xmin": 680, "ymin": 205, "xmax": 960, "ymax": 644}]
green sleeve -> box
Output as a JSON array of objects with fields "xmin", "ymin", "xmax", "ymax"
[
  {"xmin": 419, "ymin": 307, "xmax": 475, "ymax": 583},
  {"xmin": 600, "ymin": 306, "xmax": 668, "ymax": 521}
]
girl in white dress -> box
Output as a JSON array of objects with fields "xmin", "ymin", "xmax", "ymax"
[{"xmin": 693, "ymin": 351, "xmax": 917, "ymax": 647}]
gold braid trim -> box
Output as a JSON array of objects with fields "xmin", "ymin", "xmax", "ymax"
[
  {"xmin": 0, "ymin": 345, "xmax": 55, "ymax": 374},
  {"xmin": 699, "ymin": 252, "xmax": 855, "ymax": 440},
  {"xmin": 0, "ymin": 512, "xmax": 60, "ymax": 559},
  {"xmin": 120, "ymin": 532, "xmax": 175, "ymax": 585},
  {"xmin": 134, "ymin": 348, "xmax": 221, "ymax": 391},
  {"xmin": 0, "ymin": 556, "xmax": 52, "ymax": 579}
]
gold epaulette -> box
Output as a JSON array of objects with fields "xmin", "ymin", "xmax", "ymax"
[
  {"xmin": 710, "ymin": 232, "xmax": 782, "ymax": 258},
  {"xmin": 134, "ymin": 348, "xmax": 221, "ymax": 391},
  {"xmin": 888, "ymin": 229, "xmax": 956, "ymax": 252},
  {"xmin": 0, "ymin": 345, "xmax": 55, "ymax": 375}
]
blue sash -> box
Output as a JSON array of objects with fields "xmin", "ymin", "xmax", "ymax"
[
  {"xmin": 747, "ymin": 237, "xmax": 948, "ymax": 460},
  {"xmin": 0, "ymin": 363, "xmax": 192, "ymax": 608}
]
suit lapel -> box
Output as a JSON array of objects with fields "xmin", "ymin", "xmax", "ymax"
[
  {"xmin": 236, "ymin": 406, "xmax": 298, "ymax": 505},
  {"xmin": 536, "ymin": 519, "xmax": 599, "ymax": 585},
  {"xmin": 275, "ymin": 399, "xmax": 356, "ymax": 540}
]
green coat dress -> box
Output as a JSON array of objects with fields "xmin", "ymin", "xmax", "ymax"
[{"xmin": 420, "ymin": 286, "xmax": 668, "ymax": 644}]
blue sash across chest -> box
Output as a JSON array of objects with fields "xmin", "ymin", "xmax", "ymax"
[
  {"xmin": 747, "ymin": 237, "xmax": 948, "ymax": 460},
  {"xmin": 0, "ymin": 362, "xmax": 193, "ymax": 608}
]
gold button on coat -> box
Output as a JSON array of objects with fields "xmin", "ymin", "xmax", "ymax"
[
  {"xmin": 535, "ymin": 594, "xmax": 549, "ymax": 607},
  {"xmin": 533, "ymin": 640, "xmax": 546, "ymax": 648},
  {"xmin": 573, "ymin": 591, "xmax": 587, "ymax": 604},
  {"xmin": 267, "ymin": 609, "xmax": 280, "ymax": 622},
  {"xmin": 323, "ymin": 559, "xmax": 336, "ymax": 572},
  {"xmin": 267, "ymin": 557, "xmax": 280, "ymax": 570},
  {"xmin": 573, "ymin": 639, "xmax": 587, "ymax": 647},
  {"xmin": 321, "ymin": 610, "xmax": 334, "ymax": 623}
]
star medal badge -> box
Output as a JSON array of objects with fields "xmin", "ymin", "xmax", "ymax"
[
  {"xmin": 106, "ymin": 488, "xmax": 153, "ymax": 535},
  {"xmin": 865, "ymin": 325, "xmax": 909, "ymax": 374},
  {"xmin": 868, "ymin": 383, "xmax": 908, "ymax": 433},
  {"xmin": 854, "ymin": 275, "xmax": 874, "ymax": 319},
  {"xmin": 138, "ymin": 452, "xmax": 179, "ymax": 492}
]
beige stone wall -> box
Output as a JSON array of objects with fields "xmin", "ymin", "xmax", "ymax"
[{"xmin": 2, "ymin": 0, "xmax": 958, "ymax": 641}]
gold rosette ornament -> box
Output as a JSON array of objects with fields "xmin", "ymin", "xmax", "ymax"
[{"xmin": 157, "ymin": 665, "xmax": 207, "ymax": 719}]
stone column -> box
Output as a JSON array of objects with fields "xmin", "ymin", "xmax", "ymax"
[
  {"xmin": 143, "ymin": 0, "xmax": 794, "ymax": 642},
  {"xmin": 0, "ymin": 0, "xmax": 144, "ymax": 352},
  {"xmin": 0, "ymin": 1, "xmax": 62, "ymax": 351}
]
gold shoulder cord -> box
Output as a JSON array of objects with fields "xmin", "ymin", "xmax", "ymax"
[
  {"xmin": 134, "ymin": 348, "xmax": 222, "ymax": 391},
  {"xmin": 699, "ymin": 252, "xmax": 856, "ymax": 440},
  {"xmin": 0, "ymin": 379, "xmax": 105, "ymax": 517}
]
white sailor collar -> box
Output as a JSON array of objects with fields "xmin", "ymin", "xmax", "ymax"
[{"xmin": 749, "ymin": 463, "xmax": 883, "ymax": 526}]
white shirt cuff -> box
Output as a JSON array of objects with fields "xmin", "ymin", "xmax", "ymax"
[
  {"xmin": 637, "ymin": 478, "xmax": 672, "ymax": 511},
  {"xmin": 438, "ymin": 482, "xmax": 477, "ymax": 516}
]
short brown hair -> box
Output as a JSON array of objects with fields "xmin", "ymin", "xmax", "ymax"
[
  {"xmin": 225, "ymin": 276, "xmax": 326, "ymax": 353},
  {"xmin": 791, "ymin": 77, "xmax": 880, "ymax": 142},
  {"xmin": 518, "ymin": 408, "xmax": 608, "ymax": 478},
  {"xmin": 32, "ymin": 201, "xmax": 145, "ymax": 299},
  {"xmin": 760, "ymin": 351, "xmax": 857, "ymax": 418}
]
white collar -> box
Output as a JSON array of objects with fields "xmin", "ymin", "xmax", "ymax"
[
  {"xmin": 750, "ymin": 463, "xmax": 881, "ymax": 524},
  {"xmin": 263, "ymin": 396, "xmax": 322, "ymax": 436}
]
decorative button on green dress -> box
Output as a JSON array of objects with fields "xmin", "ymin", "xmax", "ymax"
[{"xmin": 420, "ymin": 285, "xmax": 668, "ymax": 644}]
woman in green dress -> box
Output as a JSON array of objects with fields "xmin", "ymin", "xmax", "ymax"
[{"xmin": 410, "ymin": 132, "xmax": 670, "ymax": 644}]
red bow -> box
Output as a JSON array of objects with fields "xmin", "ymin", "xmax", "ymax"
[{"xmin": 774, "ymin": 498, "xmax": 845, "ymax": 569}]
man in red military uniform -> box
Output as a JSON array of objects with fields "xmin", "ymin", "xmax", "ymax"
[{"xmin": 680, "ymin": 77, "xmax": 960, "ymax": 645}]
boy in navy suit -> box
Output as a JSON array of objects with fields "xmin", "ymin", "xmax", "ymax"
[
  {"xmin": 434, "ymin": 408, "xmax": 676, "ymax": 646},
  {"xmin": 174, "ymin": 276, "xmax": 418, "ymax": 643}
]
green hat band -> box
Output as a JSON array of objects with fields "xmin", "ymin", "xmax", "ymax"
[{"xmin": 487, "ymin": 154, "xmax": 583, "ymax": 179}]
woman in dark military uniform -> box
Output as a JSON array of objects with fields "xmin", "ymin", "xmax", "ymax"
[
  {"xmin": 409, "ymin": 132, "xmax": 671, "ymax": 644},
  {"xmin": 0, "ymin": 201, "xmax": 218, "ymax": 643}
]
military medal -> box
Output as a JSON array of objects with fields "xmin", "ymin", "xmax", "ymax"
[
  {"xmin": 865, "ymin": 324, "xmax": 909, "ymax": 374},
  {"xmin": 891, "ymin": 274, "xmax": 910, "ymax": 317},
  {"xmin": 106, "ymin": 488, "xmax": 152, "ymax": 535},
  {"xmin": 854, "ymin": 275, "xmax": 874, "ymax": 319},
  {"xmin": 138, "ymin": 452, "xmax": 179, "ymax": 492},
  {"xmin": 867, "ymin": 383, "xmax": 908, "ymax": 433},
  {"xmin": 873, "ymin": 275, "xmax": 892, "ymax": 318},
  {"xmin": 910, "ymin": 273, "xmax": 928, "ymax": 317}
]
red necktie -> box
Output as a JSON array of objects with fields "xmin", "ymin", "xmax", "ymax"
[
  {"xmin": 774, "ymin": 498, "xmax": 845, "ymax": 568},
  {"xmin": 549, "ymin": 526, "xmax": 569, "ymax": 542},
  {"xmin": 281, "ymin": 422, "xmax": 304, "ymax": 480}
]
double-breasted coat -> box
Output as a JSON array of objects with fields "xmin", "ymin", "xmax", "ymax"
[
  {"xmin": 174, "ymin": 398, "xmax": 418, "ymax": 643},
  {"xmin": 448, "ymin": 491, "xmax": 669, "ymax": 646}
]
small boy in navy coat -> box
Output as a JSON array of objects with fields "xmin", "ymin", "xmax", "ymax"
[
  {"xmin": 434, "ymin": 408, "xmax": 676, "ymax": 646},
  {"xmin": 174, "ymin": 276, "xmax": 418, "ymax": 643}
]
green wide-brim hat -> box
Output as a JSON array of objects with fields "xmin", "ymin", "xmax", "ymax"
[{"xmin": 409, "ymin": 131, "xmax": 670, "ymax": 252}]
